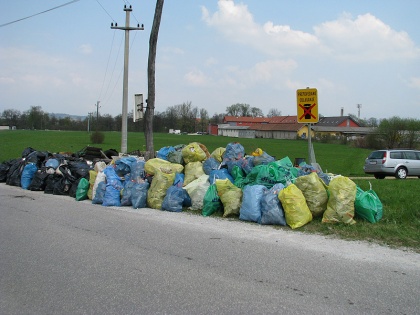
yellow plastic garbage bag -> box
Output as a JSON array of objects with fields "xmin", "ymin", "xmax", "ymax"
[
  {"xmin": 251, "ymin": 148, "xmax": 263, "ymax": 156},
  {"xmin": 182, "ymin": 142, "xmax": 208, "ymax": 164},
  {"xmin": 87, "ymin": 169, "xmax": 97, "ymax": 200},
  {"xmin": 147, "ymin": 169, "xmax": 175, "ymax": 209},
  {"xmin": 145, "ymin": 158, "xmax": 184, "ymax": 176},
  {"xmin": 210, "ymin": 147, "xmax": 226, "ymax": 163},
  {"xmin": 279, "ymin": 184, "xmax": 312, "ymax": 229},
  {"xmin": 215, "ymin": 179, "xmax": 243, "ymax": 218},
  {"xmin": 184, "ymin": 161, "xmax": 205, "ymax": 186},
  {"xmin": 322, "ymin": 176, "xmax": 357, "ymax": 225},
  {"xmin": 294, "ymin": 172, "xmax": 328, "ymax": 217}
]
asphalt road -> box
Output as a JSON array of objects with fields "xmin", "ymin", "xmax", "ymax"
[{"xmin": 1, "ymin": 183, "xmax": 419, "ymax": 314}]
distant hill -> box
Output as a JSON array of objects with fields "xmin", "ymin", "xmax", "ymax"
[{"xmin": 49, "ymin": 113, "xmax": 86, "ymax": 121}]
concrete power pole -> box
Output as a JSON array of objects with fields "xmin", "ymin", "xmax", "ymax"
[{"xmin": 111, "ymin": 5, "xmax": 144, "ymax": 153}]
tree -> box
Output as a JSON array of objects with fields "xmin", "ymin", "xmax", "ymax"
[
  {"xmin": 226, "ymin": 104, "xmax": 241, "ymax": 116},
  {"xmin": 145, "ymin": 0, "xmax": 164, "ymax": 158},
  {"xmin": 377, "ymin": 116, "xmax": 406, "ymax": 148},
  {"xmin": 405, "ymin": 118, "xmax": 420, "ymax": 149},
  {"xmin": 250, "ymin": 107, "xmax": 263, "ymax": 117},
  {"xmin": 199, "ymin": 108, "xmax": 209, "ymax": 132},
  {"xmin": 267, "ymin": 108, "xmax": 281, "ymax": 117},
  {"xmin": 1, "ymin": 109, "xmax": 21, "ymax": 127},
  {"xmin": 26, "ymin": 106, "xmax": 44, "ymax": 130}
]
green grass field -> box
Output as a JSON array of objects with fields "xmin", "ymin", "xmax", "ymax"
[{"xmin": 1, "ymin": 130, "xmax": 419, "ymax": 251}]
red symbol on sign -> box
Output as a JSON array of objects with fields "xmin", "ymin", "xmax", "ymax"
[{"xmin": 299, "ymin": 103, "xmax": 316, "ymax": 120}]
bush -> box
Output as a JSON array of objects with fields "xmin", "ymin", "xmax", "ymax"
[{"xmin": 90, "ymin": 131, "xmax": 105, "ymax": 144}]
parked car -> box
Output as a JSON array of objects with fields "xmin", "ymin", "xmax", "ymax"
[{"xmin": 363, "ymin": 149, "xmax": 420, "ymax": 179}]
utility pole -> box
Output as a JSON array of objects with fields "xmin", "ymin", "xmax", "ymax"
[
  {"xmin": 111, "ymin": 5, "xmax": 144, "ymax": 154},
  {"xmin": 87, "ymin": 112, "xmax": 93, "ymax": 133},
  {"xmin": 95, "ymin": 101, "xmax": 100, "ymax": 132},
  {"xmin": 357, "ymin": 104, "xmax": 362, "ymax": 119}
]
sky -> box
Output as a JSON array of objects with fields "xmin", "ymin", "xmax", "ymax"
[{"xmin": 0, "ymin": 0, "xmax": 419, "ymax": 120}]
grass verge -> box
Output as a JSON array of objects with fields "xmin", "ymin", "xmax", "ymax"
[{"xmin": 0, "ymin": 130, "xmax": 418, "ymax": 252}]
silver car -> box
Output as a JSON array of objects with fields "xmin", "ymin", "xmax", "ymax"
[{"xmin": 363, "ymin": 149, "xmax": 420, "ymax": 179}]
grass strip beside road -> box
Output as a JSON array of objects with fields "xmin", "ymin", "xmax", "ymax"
[{"xmin": 0, "ymin": 130, "xmax": 418, "ymax": 252}]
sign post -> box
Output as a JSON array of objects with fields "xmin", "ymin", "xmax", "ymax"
[{"xmin": 297, "ymin": 88, "xmax": 318, "ymax": 164}]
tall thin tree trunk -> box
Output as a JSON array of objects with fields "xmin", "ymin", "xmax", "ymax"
[{"xmin": 145, "ymin": 0, "xmax": 164, "ymax": 159}]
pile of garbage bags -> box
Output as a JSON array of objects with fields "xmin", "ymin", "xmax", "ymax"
[{"xmin": 0, "ymin": 142, "xmax": 383, "ymax": 229}]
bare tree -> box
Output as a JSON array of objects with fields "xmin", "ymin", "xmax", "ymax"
[
  {"xmin": 250, "ymin": 107, "xmax": 264, "ymax": 117},
  {"xmin": 267, "ymin": 108, "xmax": 282, "ymax": 117},
  {"xmin": 145, "ymin": 0, "xmax": 164, "ymax": 158}
]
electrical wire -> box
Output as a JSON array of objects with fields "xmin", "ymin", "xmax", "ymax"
[
  {"xmin": 0, "ymin": 0, "xmax": 81, "ymax": 28},
  {"xmin": 95, "ymin": 0, "xmax": 115, "ymax": 22}
]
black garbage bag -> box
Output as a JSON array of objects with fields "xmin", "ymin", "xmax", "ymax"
[
  {"xmin": 53, "ymin": 165, "xmax": 77, "ymax": 196},
  {"xmin": 0, "ymin": 159, "xmax": 17, "ymax": 182},
  {"xmin": 68, "ymin": 160, "xmax": 91, "ymax": 179},
  {"xmin": 69, "ymin": 178, "xmax": 82, "ymax": 198},
  {"xmin": 21, "ymin": 147, "xmax": 36, "ymax": 159},
  {"xmin": 6, "ymin": 159, "xmax": 25, "ymax": 187},
  {"xmin": 28, "ymin": 167, "xmax": 49, "ymax": 191},
  {"xmin": 44, "ymin": 174, "xmax": 57, "ymax": 194},
  {"xmin": 25, "ymin": 150, "xmax": 50, "ymax": 167}
]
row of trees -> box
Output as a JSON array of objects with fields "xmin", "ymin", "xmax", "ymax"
[
  {"xmin": 0, "ymin": 104, "xmax": 225, "ymax": 133},
  {"xmin": 2, "ymin": 105, "xmax": 419, "ymax": 149}
]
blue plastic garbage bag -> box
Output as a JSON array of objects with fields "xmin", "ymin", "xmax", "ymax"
[
  {"xmin": 102, "ymin": 184, "xmax": 121, "ymax": 207},
  {"xmin": 121, "ymin": 180, "xmax": 136, "ymax": 206},
  {"xmin": 260, "ymin": 183, "xmax": 286, "ymax": 225},
  {"xmin": 209, "ymin": 168, "xmax": 234, "ymax": 185},
  {"xmin": 239, "ymin": 185, "xmax": 267, "ymax": 223},
  {"xmin": 92, "ymin": 181, "xmax": 106, "ymax": 204},
  {"xmin": 130, "ymin": 160, "xmax": 146, "ymax": 181},
  {"xmin": 223, "ymin": 142, "xmax": 245, "ymax": 161},
  {"xmin": 115, "ymin": 157, "xmax": 137, "ymax": 176},
  {"xmin": 157, "ymin": 146, "xmax": 175, "ymax": 161},
  {"xmin": 253, "ymin": 152, "xmax": 275, "ymax": 166},
  {"xmin": 21, "ymin": 163, "xmax": 38, "ymax": 189},
  {"xmin": 174, "ymin": 173, "xmax": 185, "ymax": 187},
  {"xmin": 203, "ymin": 157, "xmax": 220, "ymax": 175},
  {"xmin": 162, "ymin": 185, "xmax": 188, "ymax": 212},
  {"xmin": 131, "ymin": 182, "xmax": 150, "ymax": 209}
]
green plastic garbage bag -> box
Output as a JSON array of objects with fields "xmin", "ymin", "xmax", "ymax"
[
  {"xmin": 76, "ymin": 178, "xmax": 90, "ymax": 201},
  {"xmin": 202, "ymin": 184, "xmax": 222, "ymax": 217},
  {"xmin": 355, "ymin": 183, "xmax": 383, "ymax": 223}
]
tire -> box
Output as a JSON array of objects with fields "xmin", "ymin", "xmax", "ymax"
[
  {"xmin": 374, "ymin": 174, "xmax": 385, "ymax": 179},
  {"xmin": 395, "ymin": 167, "xmax": 407, "ymax": 179}
]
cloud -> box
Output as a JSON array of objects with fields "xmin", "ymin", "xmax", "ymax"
[
  {"xmin": 202, "ymin": 1, "xmax": 420, "ymax": 62},
  {"xmin": 78, "ymin": 44, "xmax": 93, "ymax": 55},
  {"xmin": 408, "ymin": 77, "xmax": 420, "ymax": 89},
  {"xmin": 202, "ymin": 1, "xmax": 319, "ymax": 56},
  {"xmin": 314, "ymin": 13, "xmax": 420, "ymax": 61},
  {"xmin": 184, "ymin": 69, "xmax": 212, "ymax": 87}
]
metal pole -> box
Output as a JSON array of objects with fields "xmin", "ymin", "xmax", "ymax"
[
  {"xmin": 96, "ymin": 101, "xmax": 100, "ymax": 132},
  {"xmin": 121, "ymin": 7, "xmax": 131, "ymax": 153},
  {"xmin": 111, "ymin": 6, "xmax": 144, "ymax": 154},
  {"xmin": 308, "ymin": 123, "xmax": 312, "ymax": 164}
]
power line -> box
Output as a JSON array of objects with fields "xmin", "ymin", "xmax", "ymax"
[
  {"xmin": 0, "ymin": 0, "xmax": 81, "ymax": 28},
  {"xmin": 94, "ymin": 0, "xmax": 115, "ymax": 22}
]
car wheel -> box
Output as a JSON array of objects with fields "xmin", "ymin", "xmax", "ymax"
[
  {"xmin": 374, "ymin": 174, "xmax": 385, "ymax": 179},
  {"xmin": 395, "ymin": 167, "xmax": 407, "ymax": 179}
]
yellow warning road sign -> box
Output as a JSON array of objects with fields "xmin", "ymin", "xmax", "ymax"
[{"xmin": 297, "ymin": 88, "xmax": 318, "ymax": 123}]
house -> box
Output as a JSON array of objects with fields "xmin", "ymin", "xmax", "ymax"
[
  {"xmin": 312, "ymin": 116, "xmax": 373, "ymax": 139},
  {"xmin": 217, "ymin": 115, "xmax": 373, "ymax": 140},
  {"xmin": 223, "ymin": 116, "xmax": 270, "ymax": 126},
  {"xmin": 249, "ymin": 123, "xmax": 306, "ymax": 139},
  {"xmin": 217, "ymin": 125, "xmax": 255, "ymax": 138}
]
